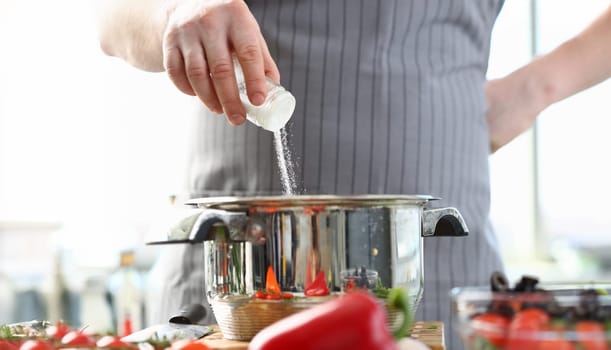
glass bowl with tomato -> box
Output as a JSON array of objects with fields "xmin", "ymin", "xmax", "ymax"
[{"xmin": 451, "ymin": 272, "xmax": 611, "ymax": 350}]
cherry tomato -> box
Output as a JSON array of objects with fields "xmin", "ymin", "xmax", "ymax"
[
  {"xmin": 18, "ymin": 340, "xmax": 52, "ymax": 350},
  {"xmin": 576, "ymin": 321, "xmax": 609, "ymax": 350},
  {"xmin": 506, "ymin": 308, "xmax": 550, "ymax": 350},
  {"xmin": 170, "ymin": 339, "xmax": 211, "ymax": 350},
  {"xmin": 265, "ymin": 293, "xmax": 282, "ymax": 300},
  {"xmin": 471, "ymin": 313, "xmax": 510, "ymax": 347},
  {"xmin": 538, "ymin": 338, "xmax": 576, "ymax": 350},
  {"xmin": 96, "ymin": 335, "xmax": 133, "ymax": 349},
  {"xmin": 46, "ymin": 321, "xmax": 71, "ymax": 340},
  {"xmin": 254, "ymin": 290, "xmax": 266, "ymax": 299},
  {"xmin": 61, "ymin": 330, "xmax": 95, "ymax": 347},
  {"xmin": 0, "ymin": 340, "xmax": 20, "ymax": 350}
]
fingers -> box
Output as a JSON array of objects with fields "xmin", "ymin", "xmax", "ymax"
[
  {"xmin": 260, "ymin": 36, "xmax": 281, "ymax": 84},
  {"xmin": 162, "ymin": 0, "xmax": 279, "ymax": 126},
  {"xmin": 183, "ymin": 43, "xmax": 223, "ymax": 114},
  {"xmin": 199, "ymin": 25, "xmax": 246, "ymax": 125},
  {"xmin": 163, "ymin": 43, "xmax": 195, "ymax": 97},
  {"xmin": 229, "ymin": 18, "xmax": 268, "ymax": 106}
]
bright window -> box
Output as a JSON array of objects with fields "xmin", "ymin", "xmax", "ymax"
[
  {"xmin": 489, "ymin": 0, "xmax": 611, "ymax": 282},
  {"xmin": 0, "ymin": 0, "xmax": 193, "ymax": 273}
]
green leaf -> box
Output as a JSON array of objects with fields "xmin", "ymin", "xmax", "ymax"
[
  {"xmin": 387, "ymin": 288, "xmax": 412, "ymax": 340},
  {"xmin": 0, "ymin": 325, "xmax": 12, "ymax": 339}
]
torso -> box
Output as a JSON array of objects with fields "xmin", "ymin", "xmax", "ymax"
[{"xmin": 183, "ymin": 1, "xmax": 505, "ymax": 348}]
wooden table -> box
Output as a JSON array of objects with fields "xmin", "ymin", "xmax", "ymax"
[{"xmin": 200, "ymin": 322, "xmax": 445, "ymax": 350}]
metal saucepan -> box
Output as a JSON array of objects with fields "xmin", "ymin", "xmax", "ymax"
[{"xmin": 150, "ymin": 195, "xmax": 468, "ymax": 340}]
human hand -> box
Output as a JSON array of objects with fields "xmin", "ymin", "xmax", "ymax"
[
  {"xmin": 163, "ymin": 0, "xmax": 280, "ymax": 125},
  {"xmin": 485, "ymin": 73, "xmax": 546, "ymax": 153}
]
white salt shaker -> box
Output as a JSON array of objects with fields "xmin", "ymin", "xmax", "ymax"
[{"xmin": 233, "ymin": 58, "xmax": 296, "ymax": 132}]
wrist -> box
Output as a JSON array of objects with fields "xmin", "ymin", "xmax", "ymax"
[{"xmin": 515, "ymin": 59, "xmax": 556, "ymax": 117}]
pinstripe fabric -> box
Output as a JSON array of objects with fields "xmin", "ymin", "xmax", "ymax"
[{"xmin": 158, "ymin": 1, "xmax": 507, "ymax": 349}]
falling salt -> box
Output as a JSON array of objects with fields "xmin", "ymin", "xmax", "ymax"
[{"xmin": 273, "ymin": 128, "xmax": 299, "ymax": 195}]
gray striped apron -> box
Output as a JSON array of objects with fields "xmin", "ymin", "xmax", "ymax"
[{"xmin": 151, "ymin": 1, "xmax": 505, "ymax": 349}]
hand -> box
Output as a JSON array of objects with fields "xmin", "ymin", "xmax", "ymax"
[
  {"xmin": 484, "ymin": 73, "xmax": 546, "ymax": 153},
  {"xmin": 163, "ymin": 0, "xmax": 280, "ymax": 125}
]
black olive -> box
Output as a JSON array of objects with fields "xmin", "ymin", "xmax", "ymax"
[
  {"xmin": 513, "ymin": 275, "xmax": 539, "ymax": 292},
  {"xmin": 575, "ymin": 289, "xmax": 600, "ymax": 320},
  {"xmin": 488, "ymin": 300, "xmax": 515, "ymax": 318},
  {"xmin": 595, "ymin": 305, "xmax": 611, "ymax": 323},
  {"xmin": 490, "ymin": 271, "xmax": 510, "ymax": 292}
]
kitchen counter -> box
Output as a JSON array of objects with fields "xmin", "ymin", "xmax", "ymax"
[{"xmin": 200, "ymin": 321, "xmax": 445, "ymax": 350}]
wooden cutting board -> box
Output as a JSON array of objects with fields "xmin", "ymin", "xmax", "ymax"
[{"xmin": 200, "ymin": 322, "xmax": 444, "ymax": 350}]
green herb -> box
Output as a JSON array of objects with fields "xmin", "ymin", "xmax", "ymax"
[
  {"xmin": 425, "ymin": 324, "xmax": 438, "ymax": 330},
  {"xmin": 473, "ymin": 336, "xmax": 500, "ymax": 350},
  {"xmin": 147, "ymin": 333, "xmax": 172, "ymax": 350},
  {"xmin": 373, "ymin": 278, "xmax": 390, "ymax": 299},
  {"xmin": 387, "ymin": 288, "xmax": 412, "ymax": 339},
  {"xmin": 0, "ymin": 325, "xmax": 12, "ymax": 339}
]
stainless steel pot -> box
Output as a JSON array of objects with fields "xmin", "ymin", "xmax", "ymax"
[{"xmin": 152, "ymin": 195, "xmax": 468, "ymax": 340}]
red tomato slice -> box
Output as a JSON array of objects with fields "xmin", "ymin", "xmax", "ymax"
[
  {"xmin": 471, "ymin": 313, "xmax": 510, "ymax": 347},
  {"xmin": 506, "ymin": 308, "xmax": 550, "ymax": 350},
  {"xmin": 96, "ymin": 335, "xmax": 133, "ymax": 349},
  {"xmin": 538, "ymin": 338, "xmax": 576, "ymax": 350},
  {"xmin": 576, "ymin": 321, "xmax": 609, "ymax": 350},
  {"xmin": 46, "ymin": 321, "xmax": 71, "ymax": 340},
  {"xmin": 18, "ymin": 340, "xmax": 53, "ymax": 350},
  {"xmin": 170, "ymin": 339, "xmax": 211, "ymax": 350},
  {"xmin": 61, "ymin": 330, "xmax": 95, "ymax": 347},
  {"xmin": 0, "ymin": 341, "xmax": 21, "ymax": 350}
]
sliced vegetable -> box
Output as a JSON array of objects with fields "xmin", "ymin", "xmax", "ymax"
[
  {"xmin": 505, "ymin": 308, "xmax": 549, "ymax": 350},
  {"xmin": 60, "ymin": 330, "xmax": 96, "ymax": 347},
  {"xmin": 18, "ymin": 340, "xmax": 52, "ymax": 350},
  {"xmin": 575, "ymin": 321, "xmax": 608, "ymax": 350},
  {"xmin": 254, "ymin": 266, "xmax": 294, "ymax": 300},
  {"xmin": 0, "ymin": 341, "xmax": 20, "ymax": 350},
  {"xmin": 471, "ymin": 313, "xmax": 510, "ymax": 347},
  {"xmin": 169, "ymin": 339, "xmax": 211, "ymax": 350},
  {"xmin": 45, "ymin": 321, "xmax": 70, "ymax": 340},
  {"xmin": 304, "ymin": 271, "xmax": 329, "ymax": 297},
  {"xmin": 96, "ymin": 335, "xmax": 133, "ymax": 349},
  {"xmin": 265, "ymin": 266, "xmax": 281, "ymax": 295}
]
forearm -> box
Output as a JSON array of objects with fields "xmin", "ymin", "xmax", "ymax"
[
  {"xmin": 96, "ymin": 0, "xmax": 175, "ymax": 72},
  {"xmin": 522, "ymin": 5, "xmax": 611, "ymax": 110}
]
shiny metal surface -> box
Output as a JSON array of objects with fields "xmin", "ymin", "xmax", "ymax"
[
  {"xmin": 152, "ymin": 195, "xmax": 468, "ymax": 340},
  {"xmin": 185, "ymin": 194, "xmax": 436, "ymax": 211}
]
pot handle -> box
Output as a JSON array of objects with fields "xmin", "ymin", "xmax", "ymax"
[
  {"xmin": 422, "ymin": 207, "xmax": 469, "ymax": 237},
  {"xmin": 147, "ymin": 208, "xmax": 248, "ymax": 244}
]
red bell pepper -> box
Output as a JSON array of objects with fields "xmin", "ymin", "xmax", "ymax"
[
  {"xmin": 254, "ymin": 266, "xmax": 293, "ymax": 300},
  {"xmin": 247, "ymin": 289, "xmax": 411, "ymax": 350},
  {"xmin": 304, "ymin": 270, "xmax": 330, "ymax": 297},
  {"xmin": 266, "ymin": 266, "xmax": 281, "ymax": 295}
]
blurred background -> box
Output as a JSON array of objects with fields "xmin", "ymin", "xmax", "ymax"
[{"xmin": 1, "ymin": 0, "xmax": 610, "ymax": 332}]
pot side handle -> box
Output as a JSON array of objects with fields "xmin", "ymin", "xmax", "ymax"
[
  {"xmin": 422, "ymin": 207, "xmax": 469, "ymax": 237},
  {"xmin": 147, "ymin": 209, "xmax": 248, "ymax": 244}
]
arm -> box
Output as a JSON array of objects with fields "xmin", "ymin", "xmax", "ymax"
[
  {"xmin": 96, "ymin": 0, "xmax": 169, "ymax": 72},
  {"xmin": 96, "ymin": 0, "xmax": 280, "ymax": 125},
  {"xmin": 486, "ymin": 5, "xmax": 611, "ymax": 153}
]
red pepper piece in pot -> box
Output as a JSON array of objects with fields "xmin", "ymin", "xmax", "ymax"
[
  {"xmin": 248, "ymin": 289, "xmax": 412, "ymax": 350},
  {"xmin": 304, "ymin": 270, "xmax": 330, "ymax": 297},
  {"xmin": 265, "ymin": 265, "xmax": 281, "ymax": 296}
]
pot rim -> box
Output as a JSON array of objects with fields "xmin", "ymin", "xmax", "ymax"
[{"xmin": 185, "ymin": 194, "xmax": 438, "ymax": 210}]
